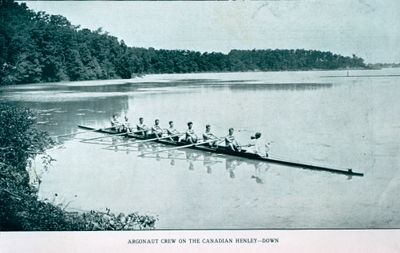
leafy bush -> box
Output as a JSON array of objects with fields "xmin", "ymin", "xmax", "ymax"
[
  {"xmin": 77, "ymin": 209, "xmax": 157, "ymax": 230},
  {"xmin": 0, "ymin": 104, "xmax": 157, "ymax": 230}
]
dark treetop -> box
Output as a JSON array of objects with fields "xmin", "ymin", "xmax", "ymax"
[{"xmin": 0, "ymin": 0, "xmax": 366, "ymax": 85}]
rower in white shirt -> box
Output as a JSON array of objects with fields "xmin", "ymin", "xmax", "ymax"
[
  {"xmin": 151, "ymin": 119, "xmax": 164, "ymax": 138},
  {"xmin": 110, "ymin": 114, "xmax": 122, "ymax": 132},
  {"xmin": 166, "ymin": 121, "xmax": 180, "ymax": 142},
  {"xmin": 184, "ymin": 121, "xmax": 198, "ymax": 144},
  {"xmin": 122, "ymin": 116, "xmax": 132, "ymax": 133},
  {"xmin": 136, "ymin": 117, "xmax": 150, "ymax": 137},
  {"xmin": 202, "ymin": 124, "xmax": 219, "ymax": 147},
  {"xmin": 225, "ymin": 128, "xmax": 241, "ymax": 151}
]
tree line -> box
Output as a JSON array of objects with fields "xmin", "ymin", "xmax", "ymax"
[{"xmin": 0, "ymin": 0, "xmax": 367, "ymax": 85}]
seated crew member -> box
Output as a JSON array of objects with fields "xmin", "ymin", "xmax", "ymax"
[
  {"xmin": 225, "ymin": 128, "xmax": 241, "ymax": 152},
  {"xmin": 151, "ymin": 119, "xmax": 164, "ymax": 138},
  {"xmin": 185, "ymin": 121, "xmax": 198, "ymax": 144},
  {"xmin": 202, "ymin": 124, "xmax": 219, "ymax": 147},
  {"xmin": 136, "ymin": 117, "xmax": 150, "ymax": 137},
  {"xmin": 248, "ymin": 132, "xmax": 269, "ymax": 157},
  {"xmin": 166, "ymin": 121, "xmax": 180, "ymax": 142},
  {"xmin": 110, "ymin": 114, "xmax": 122, "ymax": 132},
  {"xmin": 122, "ymin": 116, "xmax": 132, "ymax": 133}
]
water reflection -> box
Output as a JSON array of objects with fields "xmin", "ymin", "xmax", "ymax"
[
  {"xmin": 228, "ymin": 82, "xmax": 333, "ymax": 91},
  {"xmin": 94, "ymin": 134, "xmax": 271, "ymax": 182},
  {"xmin": 203, "ymin": 152, "xmax": 214, "ymax": 174},
  {"xmin": 1, "ymin": 77, "xmax": 332, "ymax": 142},
  {"xmin": 81, "ymin": 133, "xmax": 357, "ymax": 182},
  {"xmin": 225, "ymin": 156, "xmax": 242, "ymax": 179},
  {"xmin": 2, "ymin": 96, "xmax": 129, "ymax": 138},
  {"xmin": 126, "ymin": 141, "xmax": 270, "ymax": 183},
  {"xmin": 251, "ymin": 161, "xmax": 270, "ymax": 184}
]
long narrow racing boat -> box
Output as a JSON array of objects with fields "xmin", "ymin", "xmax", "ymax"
[{"xmin": 77, "ymin": 125, "xmax": 364, "ymax": 177}]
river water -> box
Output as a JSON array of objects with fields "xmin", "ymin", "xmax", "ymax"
[{"xmin": 1, "ymin": 69, "xmax": 399, "ymax": 229}]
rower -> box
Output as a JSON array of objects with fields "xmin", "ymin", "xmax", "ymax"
[
  {"xmin": 225, "ymin": 128, "xmax": 241, "ymax": 152},
  {"xmin": 248, "ymin": 132, "xmax": 269, "ymax": 157},
  {"xmin": 151, "ymin": 119, "xmax": 164, "ymax": 138},
  {"xmin": 202, "ymin": 124, "xmax": 219, "ymax": 147},
  {"xmin": 136, "ymin": 117, "xmax": 150, "ymax": 137},
  {"xmin": 166, "ymin": 121, "xmax": 180, "ymax": 142},
  {"xmin": 122, "ymin": 116, "xmax": 132, "ymax": 133},
  {"xmin": 185, "ymin": 121, "xmax": 198, "ymax": 144},
  {"xmin": 111, "ymin": 114, "xmax": 122, "ymax": 132}
]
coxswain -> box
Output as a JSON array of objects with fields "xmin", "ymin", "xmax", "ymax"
[
  {"xmin": 166, "ymin": 121, "xmax": 180, "ymax": 142},
  {"xmin": 185, "ymin": 121, "xmax": 198, "ymax": 144},
  {"xmin": 225, "ymin": 128, "xmax": 241, "ymax": 151},
  {"xmin": 248, "ymin": 132, "xmax": 269, "ymax": 157},
  {"xmin": 111, "ymin": 114, "xmax": 122, "ymax": 132},
  {"xmin": 151, "ymin": 119, "xmax": 164, "ymax": 137},
  {"xmin": 136, "ymin": 117, "xmax": 150, "ymax": 137},
  {"xmin": 202, "ymin": 124, "xmax": 219, "ymax": 147}
]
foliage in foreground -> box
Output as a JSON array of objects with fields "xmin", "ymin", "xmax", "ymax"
[
  {"xmin": 0, "ymin": 0, "xmax": 367, "ymax": 85},
  {"xmin": 0, "ymin": 104, "xmax": 157, "ymax": 230}
]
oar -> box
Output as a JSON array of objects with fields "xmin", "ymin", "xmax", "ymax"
[
  {"xmin": 139, "ymin": 138, "xmax": 222, "ymax": 156},
  {"xmin": 104, "ymin": 140, "xmax": 137, "ymax": 148},
  {"xmin": 139, "ymin": 155, "xmax": 223, "ymax": 163},
  {"xmin": 237, "ymin": 129, "xmax": 254, "ymax": 133},
  {"xmin": 107, "ymin": 130, "xmax": 184, "ymax": 148},
  {"xmin": 80, "ymin": 131, "xmax": 127, "ymax": 141},
  {"xmin": 52, "ymin": 127, "xmax": 113, "ymax": 138},
  {"xmin": 81, "ymin": 129, "xmax": 148, "ymax": 142},
  {"xmin": 105, "ymin": 133, "xmax": 183, "ymax": 148},
  {"xmin": 102, "ymin": 146, "xmax": 140, "ymax": 151},
  {"xmin": 132, "ymin": 133, "xmax": 184, "ymax": 144},
  {"xmin": 101, "ymin": 131, "xmax": 145, "ymax": 148}
]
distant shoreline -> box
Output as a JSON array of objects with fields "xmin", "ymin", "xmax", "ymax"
[
  {"xmin": 3, "ymin": 67, "xmax": 399, "ymax": 88},
  {"xmin": 321, "ymin": 74, "xmax": 400, "ymax": 78}
]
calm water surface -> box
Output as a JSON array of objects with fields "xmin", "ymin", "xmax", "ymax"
[{"xmin": 1, "ymin": 69, "xmax": 399, "ymax": 229}]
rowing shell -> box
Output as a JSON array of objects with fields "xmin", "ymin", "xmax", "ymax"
[{"xmin": 77, "ymin": 125, "xmax": 364, "ymax": 177}]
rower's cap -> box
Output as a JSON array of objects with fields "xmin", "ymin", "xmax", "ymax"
[
  {"xmin": 187, "ymin": 121, "xmax": 193, "ymax": 125},
  {"xmin": 206, "ymin": 124, "xmax": 211, "ymax": 128},
  {"xmin": 255, "ymin": 132, "xmax": 262, "ymax": 138},
  {"xmin": 169, "ymin": 121, "xmax": 173, "ymax": 124},
  {"xmin": 229, "ymin": 127, "xmax": 234, "ymax": 131},
  {"xmin": 139, "ymin": 117, "xmax": 143, "ymax": 120}
]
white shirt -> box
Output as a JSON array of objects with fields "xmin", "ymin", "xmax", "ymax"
[
  {"xmin": 167, "ymin": 126, "xmax": 179, "ymax": 135},
  {"xmin": 123, "ymin": 119, "xmax": 130, "ymax": 128},
  {"xmin": 111, "ymin": 118, "xmax": 119, "ymax": 126},
  {"xmin": 152, "ymin": 125, "xmax": 163, "ymax": 133},
  {"xmin": 251, "ymin": 138, "xmax": 269, "ymax": 156},
  {"xmin": 137, "ymin": 123, "xmax": 147, "ymax": 130}
]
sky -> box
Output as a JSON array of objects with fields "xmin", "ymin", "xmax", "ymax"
[{"xmin": 23, "ymin": 0, "xmax": 400, "ymax": 63}]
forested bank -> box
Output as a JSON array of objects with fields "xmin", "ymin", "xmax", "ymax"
[
  {"xmin": 0, "ymin": 103, "xmax": 157, "ymax": 230},
  {"xmin": 0, "ymin": 0, "xmax": 366, "ymax": 85}
]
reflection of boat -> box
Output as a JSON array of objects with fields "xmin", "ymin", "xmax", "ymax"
[
  {"xmin": 139, "ymin": 142, "xmax": 221, "ymax": 172},
  {"xmin": 139, "ymin": 142, "xmax": 270, "ymax": 181},
  {"xmin": 78, "ymin": 125, "xmax": 364, "ymax": 177},
  {"xmin": 225, "ymin": 156, "xmax": 243, "ymax": 179}
]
